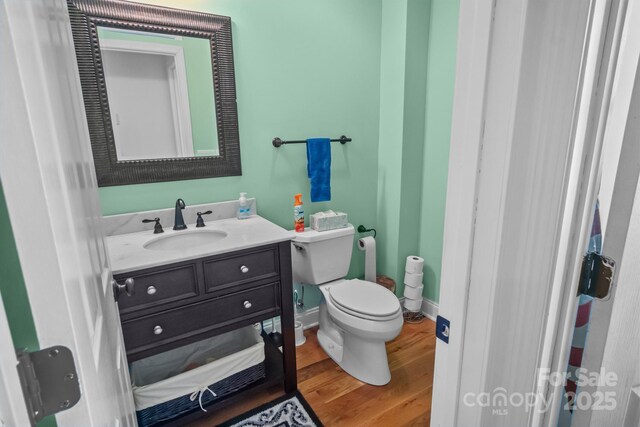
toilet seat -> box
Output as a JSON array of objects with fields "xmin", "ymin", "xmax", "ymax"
[{"xmin": 328, "ymin": 279, "xmax": 401, "ymax": 321}]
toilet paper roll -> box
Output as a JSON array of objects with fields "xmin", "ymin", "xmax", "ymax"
[
  {"xmin": 404, "ymin": 271, "xmax": 424, "ymax": 288},
  {"xmin": 405, "ymin": 256, "xmax": 424, "ymax": 274},
  {"xmin": 403, "ymin": 284, "xmax": 424, "ymax": 300},
  {"xmin": 358, "ymin": 236, "xmax": 377, "ymax": 282},
  {"xmin": 404, "ymin": 297, "xmax": 422, "ymax": 312}
]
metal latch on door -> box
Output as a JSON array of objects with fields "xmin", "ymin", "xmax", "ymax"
[
  {"xmin": 436, "ymin": 315, "xmax": 450, "ymax": 344},
  {"xmin": 16, "ymin": 346, "xmax": 81, "ymax": 425},
  {"xmin": 577, "ymin": 252, "xmax": 616, "ymax": 299}
]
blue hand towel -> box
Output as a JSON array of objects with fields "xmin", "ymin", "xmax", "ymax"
[{"xmin": 306, "ymin": 138, "xmax": 331, "ymax": 202}]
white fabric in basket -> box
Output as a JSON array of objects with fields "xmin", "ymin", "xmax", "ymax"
[{"xmin": 130, "ymin": 326, "xmax": 265, "ymax": 410}]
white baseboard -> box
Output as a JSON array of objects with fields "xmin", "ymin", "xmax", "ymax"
[
  {"xmin": 260, "ymin": 309, "xmax": 319, "ymax": 333},
  {"xmin": 293, "ymin": 297, "xmax": 439, "ymax": 329},
  {"xmin": 296, "ymin": 307, "xmax": 319, "ymax": 330},
  {"xmin": 260, "ymin": 317, "xmax": 281, "ymax": 334},
  {"xmin": 421, "ymin": 298, "xmax": 439, "ymax": 321},
  {"xmin": 400, "ymin": 296, "xmax": 439, "ymax": 321}
]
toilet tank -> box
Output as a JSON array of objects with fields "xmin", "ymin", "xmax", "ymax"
[{"xmin": 291, "ymin": 225, "xmax": 355, "ymax": 285}]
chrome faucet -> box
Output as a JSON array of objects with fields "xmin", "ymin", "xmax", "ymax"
[{"xmin": 173, "ymin": 198, "xmax": 187, "ymax": 230}]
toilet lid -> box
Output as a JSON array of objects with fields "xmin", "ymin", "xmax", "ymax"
[{"xmin": 329, "ymin": 279, "xmax": 400, "ymax": 318}]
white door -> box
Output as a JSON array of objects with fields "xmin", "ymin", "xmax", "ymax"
[
  {"xmin": 1, "ymin": 0, "xmax": 135, "ymax": 426},
  {"xmin": 549, "ymin": 2, "xmax": 640, "ymax": 424},
  {"xmin": 430, "ymin": 0, "xmax": 616, "ymax": 425},
  {"xmin": 587, "ymin": 152, "xmax": 640, "ymax": 426}
]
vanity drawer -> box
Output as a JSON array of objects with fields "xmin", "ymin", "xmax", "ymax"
[
  {"xmin": 121, "ymin": 282, "xmax": 280, "ymax": 354},
  {"xmin": 203, "ymin": 247, "xmax": 279, "ymax": 293},
  {"xmin": 116, "ymin": 264, "xmax": 198, "ymax": 312}
]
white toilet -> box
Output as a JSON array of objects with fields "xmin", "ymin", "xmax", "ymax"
[{"xmin": 292, "ymin": 225, "xmax": 403, "ymax": 386}]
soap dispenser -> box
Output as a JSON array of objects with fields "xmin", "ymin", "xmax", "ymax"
[{"xmin": 237, "ymin": 192, "xmax": 250, "ymax": 219}]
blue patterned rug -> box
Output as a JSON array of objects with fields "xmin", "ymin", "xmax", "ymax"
[{"xmin": 219, "ymin": 391, "xmax": 322, "ymax": 427}]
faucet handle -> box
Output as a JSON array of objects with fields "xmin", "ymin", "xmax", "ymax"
[
  {"xmin": 142, "ymin": 217, "xmax": 164, "ymax": 234},
  {"xmin": 196, "ymin": 211, "xmax": 213, "ymax": 228}
]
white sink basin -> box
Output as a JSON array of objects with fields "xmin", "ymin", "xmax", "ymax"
[
  {"xmin": 107, "ymin": 215, "xmax": 295, "ymax": 274},
  {"xmin": 143, "ymin": 229, "xmax": 228, "ymax": 251}
]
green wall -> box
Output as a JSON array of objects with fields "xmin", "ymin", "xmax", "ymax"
[
  {"xmin": 0, "ymin": 183, "xmax": 56, "ymax": 427},
  {"xmin": 377, "ymin": 0, "xmax": 432, "ymax": 297},
  {"xmin": 100, "ymin": 0, "xmax": 459, "ymax": 304},
  {"xmin": 419, "ymin": 0, "xmax": 460, "ymax": 302},
  {"xmin": 101, "ymin": 0, "xmax": 385, "ymax": 309},
  {"xmin": 376, "ymin": 0, "xmax": 458, "ymax": 302},
  {"xmin": 102, "ymin": 0, "xmax": 383, "ymax": 291},
  {"xmin": 0, "ymin": 184, "xmax": 38, "ymax": 351},
  {"xmin": 0, "ymin": 3, "xmax": 456, "ymax": 425},
  {"xmin": 376, "ymin": 0, "xmax": 407, "ymax": 295}
]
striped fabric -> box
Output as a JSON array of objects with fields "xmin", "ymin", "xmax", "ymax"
[{"xmin": 557, "ymin": 203, "xmax": 601, "ymax": 427}]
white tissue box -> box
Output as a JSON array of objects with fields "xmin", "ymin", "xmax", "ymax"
[{"xmin": 310, "ymin": 210, "xmax": 348, "ymax": 232}]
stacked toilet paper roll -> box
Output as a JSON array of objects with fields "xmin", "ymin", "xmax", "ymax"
[{"xmin": 403, "ymin": 256, "xmax": 424, "ymax": 312}]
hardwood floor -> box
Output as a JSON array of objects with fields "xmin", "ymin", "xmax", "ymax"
[{"xmin": 189, "ymin": 320, "xmax": 436, "ymax": 426}]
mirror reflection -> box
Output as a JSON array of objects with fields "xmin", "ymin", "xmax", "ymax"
[{"xmin": 98, "ymin": 27, "xmax": 219, "ymax": 160}]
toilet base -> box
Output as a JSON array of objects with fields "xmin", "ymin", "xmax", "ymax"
[
  {"xmin": 317, "ymin": 308, "xmax": 393, "ymax": 386},
  {"xmin": 341, "ymin": 333, "xmax": 392, "ymax": 386},
  {"xmin": 318, "ymin": 327, "xmax": 392, "ymax": 386},
  {"xmin": 317, "ymin": 328, "xmax": 343, "ymax": 364}
]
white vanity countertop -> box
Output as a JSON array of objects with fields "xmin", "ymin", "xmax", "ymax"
[{"xmin": 107, "ymin": 215, "xmax": 294, "ymax": 275}]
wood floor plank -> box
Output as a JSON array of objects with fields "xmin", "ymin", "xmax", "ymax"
[
  {"xmin": 364, "ymin": 388, "xmax": 432, "ymax": 427},
  {"xmin": 187, "ymin": 320, "xmax": 435, "ymax": 426},
  {"xmin": 295, "ymin": 329, "xmax": 327, "ymax": 370},
  {"xmin": 309, "ymin": 351, "xmax": 434, "ymax": 425}
]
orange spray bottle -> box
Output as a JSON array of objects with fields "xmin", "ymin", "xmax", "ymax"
[{"xmin": 294, "ymin": 194, "xmax": 304, "ymax": 232}]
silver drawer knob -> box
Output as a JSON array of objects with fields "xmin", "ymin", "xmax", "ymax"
[
  {"xmin": 153, "ymin": 325, "xmax": 163, "ymax": 335},
  {"xmin": 147, "ymin": 286, "xmax": 157, "ymax": 295},
  {"xmin": 243, "ymin": 300, "xmax": 252, "ymax": 309},
  {"xmin": 240, "ymin": 265, "xmax": 249, "ymax": 274}
]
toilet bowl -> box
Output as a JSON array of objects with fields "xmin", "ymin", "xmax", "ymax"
[
  {"xmin": 317, "ymin": 279, "xmax": 403, "ymax": 385},
  {"xmin": 291, "ymin": 225, "xmax": 403, "ymax": 386}
]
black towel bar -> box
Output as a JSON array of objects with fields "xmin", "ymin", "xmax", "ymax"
[{"xmin": 272, "ymin": 135, "xmax": 351, "ymax": 148}]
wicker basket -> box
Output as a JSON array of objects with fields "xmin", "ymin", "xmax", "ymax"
[
  {"xmin": 136, "ymin": 362, "xmax": 265, "ymax": 426},
  {"xmin": 131, "ymin": 327, "xmax": 266, "ymax": 426}
]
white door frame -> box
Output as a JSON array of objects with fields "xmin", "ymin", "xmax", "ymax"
[
  {"xmin": 100, "ymin": 38, "xmax": 195, "ymax": 158},
  {"xmin": 429, "ymin": 0, "xmax": 494, "ymax": 424},
  {"xmin": 431, "ymin": 0, "xmax": 619, "ymax": 425}
]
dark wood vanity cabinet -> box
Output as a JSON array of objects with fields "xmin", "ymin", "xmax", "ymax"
[{"xmin": 113, "ymin": 241, "xmax": 296, "ymax": 421}]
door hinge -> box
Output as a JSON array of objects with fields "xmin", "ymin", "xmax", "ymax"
[
  {"xmin": 16, "ymin": 346, "xmax": 81, "ymax": 425},
  {"xmin": 577, "ymin": 252, "xmax": 616, "ymax": 299},
  {"xmin": 436, "ymin": 315, "xmax": 450, "ymax": 344}
]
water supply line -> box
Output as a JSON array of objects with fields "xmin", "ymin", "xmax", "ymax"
[{"xmin": 294, "ymin": 286, "xmax": 305, "ymax": 310}]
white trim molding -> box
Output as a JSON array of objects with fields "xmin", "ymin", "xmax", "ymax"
[
  {"xmin": 296, "ymin": 307, "xmax": 320, "ymax": 331},
  {"xmin": 294, "ymin": 297, "xmax": 437, "ymax": 332},
  {"xmin": 421, "ymin": 298, "xmax": 439, "ymax": 321},
  {"xmin": 429, "ymin": 0, "xmax": 495, "ymax": 424}
]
